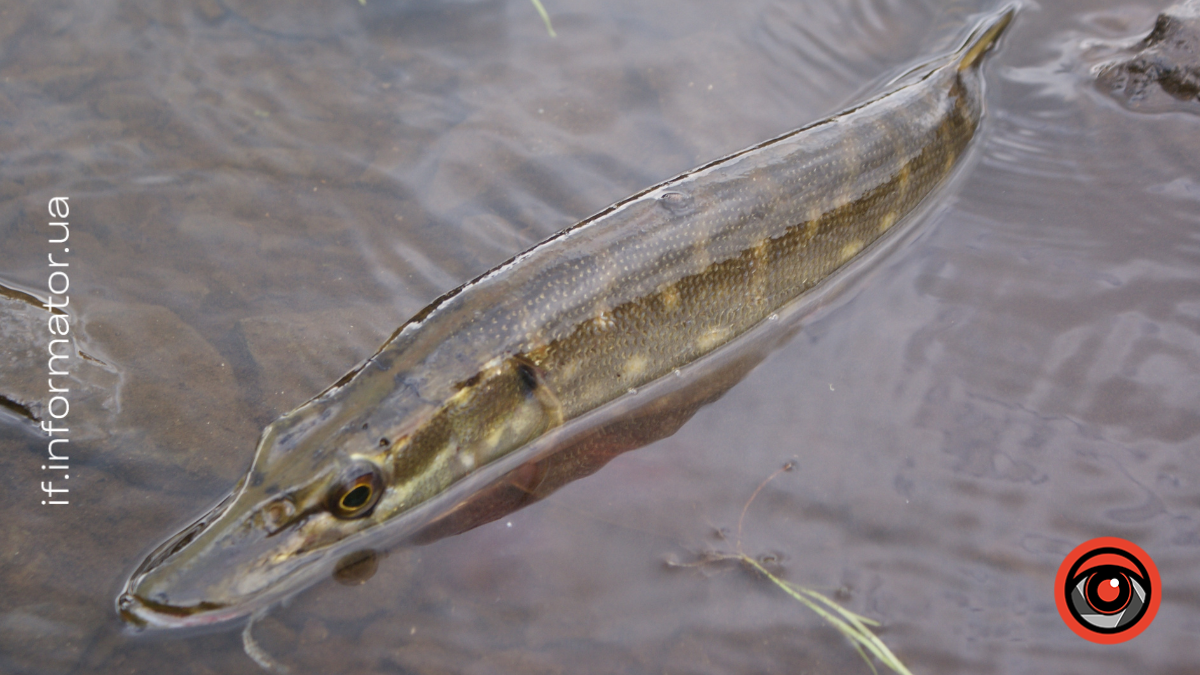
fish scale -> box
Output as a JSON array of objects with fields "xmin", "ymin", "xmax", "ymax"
[{"xmin": 119, "ymin": 6, "xmax": 1015, "ymax": 629}]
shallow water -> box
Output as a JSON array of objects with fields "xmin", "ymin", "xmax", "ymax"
[{"xmin": 1, "ymin": 0, "xmax": 1199, "ymax": 673}]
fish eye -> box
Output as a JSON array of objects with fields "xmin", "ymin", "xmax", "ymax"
[{"xmin": 328, "ymin": 462, "xmax": 384, "ymax": 519}]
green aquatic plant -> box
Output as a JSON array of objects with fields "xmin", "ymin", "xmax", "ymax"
[
  {"xmin": 738, "ymin": 556, "xmax": 914, "ymax": 675},
  {"xmin": 670, "ymin": 462, "xmax": 914, "ymax": 675},
  {"xmin": 528, "ymin": 0, "xmax": 556, "ymax": 37}
]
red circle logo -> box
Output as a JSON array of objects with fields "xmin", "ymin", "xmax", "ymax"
[{"xmin": 1055, "ymin": 537, "xmax": 1160, "ymax": 644}]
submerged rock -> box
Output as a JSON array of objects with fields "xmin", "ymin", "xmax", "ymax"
[
  {"xmin": 0, "ymin": 284, "xmax": 115, "ymax": 433},
  {"xmin": 1097, "ymin": 0, "xmax": 1200, "ymax": 111}
]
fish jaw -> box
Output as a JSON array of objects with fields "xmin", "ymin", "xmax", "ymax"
[
  {"xmin": 116, "ymin": 408, "xmax": 390, "ymax": 629},
  {"xmin": 116, "ymin": 482, "xmax": 342, "ymax": 629}
]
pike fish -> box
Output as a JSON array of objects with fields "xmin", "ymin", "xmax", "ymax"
[{"xmin": 119, "ymin": 6, "xmax": 1014, "ymax": 628}]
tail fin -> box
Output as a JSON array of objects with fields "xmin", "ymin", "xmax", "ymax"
[{"xmin": 956, "ymin": 5, "xmax": 1016, "ymax": 72}]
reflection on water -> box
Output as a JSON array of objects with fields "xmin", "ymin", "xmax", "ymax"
[{"xmin": 1, "ymin": 0, "xmax": 1198, "ymax": 673}]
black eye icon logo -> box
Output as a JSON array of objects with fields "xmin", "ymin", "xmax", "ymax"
[{"xmin": 1055, "ymin": 537, "xmax": 1160, "ymax": 644}]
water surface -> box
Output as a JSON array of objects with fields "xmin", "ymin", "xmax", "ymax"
[{"xmin": 1, "ymin": 0, "xmax": 1198, "ymax": 673}]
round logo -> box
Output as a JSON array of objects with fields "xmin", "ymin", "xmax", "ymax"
[{"xmin": 1055, "ymin": 537, "xmax": 1160, "ymax": 644}]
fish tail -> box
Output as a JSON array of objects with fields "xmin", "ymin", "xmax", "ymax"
[{"xmin": 956, "ymin": 5, "xmax": 1017, "ymax": 72}]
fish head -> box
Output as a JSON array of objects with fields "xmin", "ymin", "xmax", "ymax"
[
  {"xmin": 118, "ymin": 354, "xmax": 560, "ymax": 629},
  {"xmin": 117, "ymin": 393, "xmax": 427, "ymax": 630}
]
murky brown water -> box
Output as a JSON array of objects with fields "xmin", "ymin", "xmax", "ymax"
[{"xmin": 2, "ymin": 0, "xmax": 1199, "ymax": 673}]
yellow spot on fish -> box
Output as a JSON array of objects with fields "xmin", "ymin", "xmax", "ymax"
[
  {"xmin": 592, "ymin": 309, "xmax": 616, "ymax": 331},
  {"xmin": 458, "ymin": 451, "xmax": 476, "ymax": 470},
  {"xmin": 696, "ymin": 327, "xmax": 732, "ymax": 351},
  {"xmin": 660, "ymin": 283, "xmax": 681, "ymax": 311},
  {"xmin": 485, "ymin": 426, "xmax": 505, "ymax": 450},
  {"xmin": 624, "ymin": 355, "xmax": 649, "ymax": 379},
  {"xmin": 840, "ymin": 239, "xmax": 864, "ymax": 262},
  {"xmin": 878, "ymin": 211, "xmax": 897, "ymax": 233},
  {"xmin": 447, "ymin": 385, "xmax": 474, "ymax": 406}
]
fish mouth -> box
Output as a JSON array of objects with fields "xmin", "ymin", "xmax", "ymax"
[
  {"xmin": 115, "ymin": 486, "xmax": 319, "ymax": 631},
  {"xmin": 117, "ymin": 537, "xmax": 324, "ymax": 631},
  {"xmin": 117, "ymin": 591, "xmax": 239, "ymax": 630}
]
